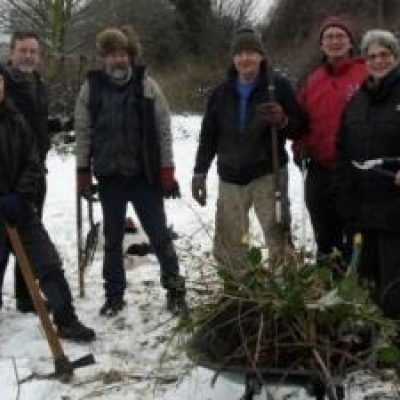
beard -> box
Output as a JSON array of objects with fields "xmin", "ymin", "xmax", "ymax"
[{"xmin": 106, "ymin": 63, "xmax": 131, "ymax": 81}]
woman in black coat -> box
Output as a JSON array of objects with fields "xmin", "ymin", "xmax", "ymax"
[{"xmin": 336, "ymin": 29, "xmax": 400, "ymax": 320}]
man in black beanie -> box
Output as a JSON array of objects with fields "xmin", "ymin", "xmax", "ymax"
[{"xmin": 192, "ymin": 27, "xmax": 305, "ymax": 271}]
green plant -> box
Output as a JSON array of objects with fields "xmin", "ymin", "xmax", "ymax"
[{"xmin": 182, "ymin": 246, "xmax": 400, "ymax": 384}]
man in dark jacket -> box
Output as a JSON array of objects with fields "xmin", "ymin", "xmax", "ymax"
[
  {"xmin": 0, "ymin": 72, "xmax": 95, "ymax": 342},
  {"xmin": 75, "ymin": 26, "xmax": 186, "ymax": 316},
  {"xmin": 0, "ymin": 31, "xmax": 70, "ymax": 312},
  {"xmin": 192, "ymin": 28, "xmax": 305, "ymax": 269}
]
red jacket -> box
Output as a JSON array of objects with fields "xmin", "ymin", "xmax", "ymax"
[{"xmin": 293, "ymin": 58, "xmax": 367, "ymax": 168}]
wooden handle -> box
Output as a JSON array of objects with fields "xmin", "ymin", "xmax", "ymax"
[
  {"xmin": 6, "ymin": 225, "xmax": 67, "ymax": 362},
  {"xmin": 76, "ymin": 190, "xmax": 85, "ymax": 298}
]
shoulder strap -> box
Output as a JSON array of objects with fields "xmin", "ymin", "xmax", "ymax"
[
  {"xmin": 87, "ymin": 70, "xmax": 104, "ymax": 125},
  {"xmin": 133, "ymin": 65, "xmax": 145, "ymax": 99}
]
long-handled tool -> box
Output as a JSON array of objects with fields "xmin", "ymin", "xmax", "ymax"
[
  {"xmin": 266, "ymin": 78, "xmax": 282, "ymax": 225},
  {"xmin": 6, "ymin": 225, "xmax": 95, "ymax": 382},
  {"xmin": 77, "ymin": 185, "xmax": 100, "ymax": 298}
]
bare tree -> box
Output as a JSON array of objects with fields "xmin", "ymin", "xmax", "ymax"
[
  {"xmin": 213, "ymin": 0, "xmax": 257, "ymax": 28},
  {"xmin": 0, "ymin": 0, "xmax": 92, "ymax": 55}
]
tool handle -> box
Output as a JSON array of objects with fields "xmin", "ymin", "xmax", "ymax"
[
  {"xmin": 6, "ymin": 226, "xmax": 68, "ymax": 364},
  {"xmin": 77, "ymin": 189, "xmax": 85, "ymax": 298}
]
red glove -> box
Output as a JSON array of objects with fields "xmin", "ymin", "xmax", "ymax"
[
  {"xmin": 159, "ymin": 167, "xmax": 181, "ymax": 199},
  {"xmin": 77, "ymin": 169, "xmax": 91, "ymax": 193}
]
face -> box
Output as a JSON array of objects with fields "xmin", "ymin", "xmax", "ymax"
[
  {"xmin": 365, "ymin": 43, "xmax": 397, "ymax": 79},
  {"xmin": 233, "ymin": 50, "xmax": 264, "ymax": 82},
  {"xmin": 104, "ymin": 49, "xmax": 130, "ymax": 78},
  {"xmin": 0, "ymin": 75, "xmax": 4, "ymax": 103},
  {"xmin": 321, "ymin": 26, "xmax": 352, "ymax": 62},
  {"xmin": 10, "ymin": 37, "xmax": 40, "ymax": 73}
]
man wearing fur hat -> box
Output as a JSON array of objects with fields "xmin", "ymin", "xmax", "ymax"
[
  {"xmin": 192, "ymin": 28, "xmax": 305, "ymax": 270},
  {"xmin": 75, "ymin": 26, "xmax": 187, "ymax": 316}
]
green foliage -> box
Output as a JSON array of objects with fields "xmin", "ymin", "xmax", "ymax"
[
  {"xmin": 377, "ymin": 345, "xmax": 400, "ymax": 366},
  {"xmin": 183, "ymin": 246, "xmax": 400, "ymax": 377}
]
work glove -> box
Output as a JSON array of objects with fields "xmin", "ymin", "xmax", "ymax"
[
  {"xmin": 260, "ymin": 102, "xmax": 288, "ymax": 129},
  {"xmin": 77, "ymin": 168, "xmax": 92, "ymax": 198},
  {"xmin": 191, "ymin": 174, "xmax": 207, "ymax": 206},
  {"xmin": 293, "ymin": 146, "xmax": 311, "ymax": 169},
  {"xmin": 0, "ymin": 192, "xmax": 23, "ymax": 226},
  {"xmin": 62, "ymin": 116, "xmax": 74, "ymax": 132},
  {"xmin": 159, "ymin": 167, "xmax": 181, "ymax": 199}
]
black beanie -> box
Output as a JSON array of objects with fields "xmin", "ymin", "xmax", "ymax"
[{"xmin": 231, "ymin": 27, "xmax": 265, "ymax": 56}]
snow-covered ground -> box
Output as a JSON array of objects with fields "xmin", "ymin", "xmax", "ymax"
[{"xmin": 0, "ymin": 115, "xmax": 398, "ymax": 399}]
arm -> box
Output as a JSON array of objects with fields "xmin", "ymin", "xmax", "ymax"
[
  {"xmin": 15, "ymin": 118, "xmax": 42, "ymax": 201},
  {"xmin": 74, "ymin": 81, "xmax": 92, "ymax": 170},
  {"xmin": 275, "ymin": 76, "xmax": 307, "ymax": 140},
  {"xmin": 146, "ymin": 77, "xmax": 174, "ymax": 168},
  {"xmin": 334, "ymin": 111, "xmax": 357, "ymax": 225},
  {"xmin": 193, "ymin": 90, "xmax": 219, "ymax": 176}
]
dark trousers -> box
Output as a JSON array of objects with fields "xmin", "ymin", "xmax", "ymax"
[
  {"xmin": 98, "ymin": 175, "xmax": 183, "ymax": 300},
  {"xmin": 0, "ymin": 205, "xmax": 76, "ymax": 326},
  {"xmin": 305, "ymin": 164, "xmax": 350, "ymax": 260},
  {"xmin": 358, "ymin": 230, "xmax": 400, "ymax": 320},
  {"xmin": 14, "ymin": 174, "xmax": 47, "ymax": 306}
]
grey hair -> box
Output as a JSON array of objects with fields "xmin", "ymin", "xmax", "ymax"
[{"xmin": 361, "ymin": 29, "xmax": 400, "ymax": 59}]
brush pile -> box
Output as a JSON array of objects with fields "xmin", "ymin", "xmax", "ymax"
[{"xmin": 186, "ymin": 247, "xmax": 400, "ymax": 383}]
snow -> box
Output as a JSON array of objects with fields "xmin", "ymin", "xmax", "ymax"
[{"xmin": 0, "ymin": 115, "xmax": 398, "ymax": 399}]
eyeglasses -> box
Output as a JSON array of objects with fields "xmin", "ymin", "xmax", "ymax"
[
  {"xmin": 322, "ymin": 33, "xmax": 349, "ymax": 41},
  {"xmin": 366, "ymin": 50, "xmax": 394, "ymax": 61}
]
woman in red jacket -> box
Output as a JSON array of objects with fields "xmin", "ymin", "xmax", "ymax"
[{"xmin": 292, "ymin": 16, "xmax": 367, "ymax": 262}]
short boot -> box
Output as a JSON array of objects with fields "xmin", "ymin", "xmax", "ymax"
[
  {"xmin": 166, "ymin": 289, "xmax": 188, "ymax": 317},
  {"xmin": 16, "ymin": 297, "xmax": 36, "ymax": 313},
  {"xmin": 99, "ymin": 297, "xmax": 126, "ymax": 317},
  {"xmin": 17, "ymin": 298, "xmax": 51, "ymax": 314},
  {"xmin": 57, "ymin": 319, "xmax": 96, "ymax": 342}
]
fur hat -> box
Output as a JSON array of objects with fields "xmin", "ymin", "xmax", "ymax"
[
  {"xmin": 319, "ymin": 16, "xmax": 355, "ymax": 45},
  {"xmin": 231, "ymin": 27, "xmax": 265, "ymax": 56},
  {"xmin": 96, "ymin": 28, "xmax": 129, "ymax": 56},
  {"xmin": 120, "ymin": 25, "xmax": 142, "ymax": 60}
]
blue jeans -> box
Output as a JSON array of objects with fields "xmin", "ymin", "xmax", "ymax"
[{"xmin": 98, "ymin": 175, "xmax": 183, "ymax": 300}]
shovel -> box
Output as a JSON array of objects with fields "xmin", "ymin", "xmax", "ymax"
[
  {"xmin": 77, "ymin": 185, "xmax": 100, "ymax": 298},
  {"xmin": 6, "ymin": 225, "xmax": 95, "ymax": 382}
]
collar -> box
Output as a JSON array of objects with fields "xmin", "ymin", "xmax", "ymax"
[{"xmin": 324, "ymin": 57, "xmax": 363, "ymax": 76}]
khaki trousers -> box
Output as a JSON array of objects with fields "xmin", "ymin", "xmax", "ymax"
[{"xmin": 213, "ymin": 173, "xmax": 289, "ymax": 269}]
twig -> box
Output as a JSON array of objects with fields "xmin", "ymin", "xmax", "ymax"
[
  {"xmin": 312, "ymin": 348, "xmax": 338, "ymax": 400},
  {"xmin": 72, "ymin": 372, "xmax": 179, "ymax": 388},
  {"xmin": 12, "ymin": 358, "xmax": 20, "ymax": 400},
  {"xmin": 145, "ymin": 314, "xmax": 176, "ymax": 334}
]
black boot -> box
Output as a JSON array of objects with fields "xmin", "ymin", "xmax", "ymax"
[
  {"xmin": 99, "ymin": 297, "xmax": 126, "ymax": 317},
  {"xmin": 57, "ymin": 319, "xmax": 96, "ymax": 342},
  {"xmin": 17, "ymin": 298, "xmax": 51, "ymax": 314},
  {"xmin": 166, "ymin": 289, "xmax": 188, "ymax": 317}
]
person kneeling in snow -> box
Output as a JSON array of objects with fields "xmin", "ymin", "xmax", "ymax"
[{"xmin": 0, "ymin": 72, "xmax": 95, "ymax": 343}]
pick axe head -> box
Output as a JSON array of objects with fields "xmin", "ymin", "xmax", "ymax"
[{"xmin": 54, "ymin": 354, "xmax": 96, "ymax": 382}]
